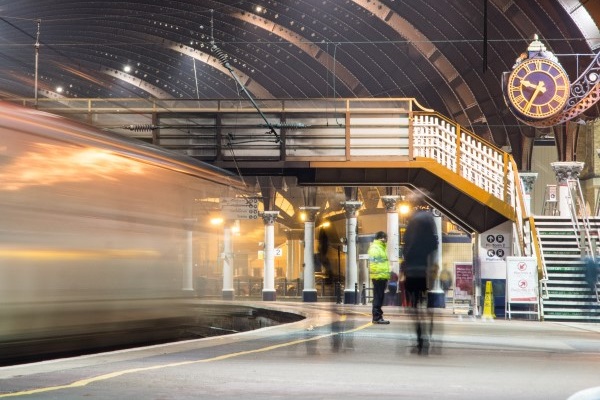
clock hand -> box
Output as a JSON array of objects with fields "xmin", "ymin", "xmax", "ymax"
[
  {"xmin": 524, "ymin": 81, "xmax": 546, "ymax": 112},
  {"xmin": 521, "ymin": 79, "xmax": 547, "ymax": 93}
]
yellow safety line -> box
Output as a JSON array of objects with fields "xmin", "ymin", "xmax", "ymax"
[{"xmin": 0, "ymin": 320, "xmax": 372, "ymax": 398}]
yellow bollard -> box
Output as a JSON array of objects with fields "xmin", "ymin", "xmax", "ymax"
[{"xmin": 482, "ymin": 280, "xmax": 495, "ymax": 320}]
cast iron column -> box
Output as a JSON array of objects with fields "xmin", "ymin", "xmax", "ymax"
[
  {"xmin": 222, "ymin": 221, "xmax": 234, "ymax": 300},
  {"xmin": 300, "ymin": 206, "xmax": 320, "ymax": 302},
  {"xmin": 519, "ymin": 172, "xmax": 538, "ymax": 216},
  {"xmin": 381, "ymin": 195, "xmax": 400, "ymax": 275},
  {"xmin": 551, "ymin": 161, "xmax": 584, "ymax": 218},
  {"xmin": 342, "ymin": 201, "xmax": 362, "ymax": 304},
  {"xmin": 262, "ymin": 211, "xmax": 279, "ymax": 301}
]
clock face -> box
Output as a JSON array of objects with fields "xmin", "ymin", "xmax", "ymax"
[{"xmin": 506, "ymin": 58, "xmax": 570, "ymax": 121}]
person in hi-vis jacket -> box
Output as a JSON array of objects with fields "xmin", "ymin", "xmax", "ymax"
[{"xmin": 368, "ymin": 231, "xmax": 391, "ymax": 324}]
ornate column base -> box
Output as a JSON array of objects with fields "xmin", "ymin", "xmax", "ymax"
[
  {"xmin": 222, "ymin": 290, "xmax": 234, "ymax": 300},
  {"xmin": 262, "ymin": 290, "xmax": 276, "ymax": 301},
  {"xmin": 344, "ymin": 290, "xmax": 357, "ymax": 305},
  {"xmin": 302, "ymin": 290, "xmax": 318, "ymax": 302}
]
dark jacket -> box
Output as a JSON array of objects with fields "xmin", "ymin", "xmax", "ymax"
[{"xmin": 402, "ymin": 210, "xmax": 438, "ymax": 278}]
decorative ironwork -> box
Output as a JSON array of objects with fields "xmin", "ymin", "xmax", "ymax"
[{"xmin": 504, "ymin": 36, "xmax": 600, "ymax": 127}]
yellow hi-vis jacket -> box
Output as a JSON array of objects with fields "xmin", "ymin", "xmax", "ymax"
[{"xmin": 368, "ymin": 239, "xmax": 390, "ymax": 280}]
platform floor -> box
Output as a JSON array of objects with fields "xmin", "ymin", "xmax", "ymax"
[{"xmin": 0, "ymin": 301, "xmax": 598, "ymax": 400}]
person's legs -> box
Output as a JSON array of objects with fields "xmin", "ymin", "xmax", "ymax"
[
  {"xmin": 371, "ymin": 279, "xmax": 388, "ymax": 322},
  {"xmin": 415, "ymin": 289, "xmax": 429, "ymax": 354},
  {"xmin": 406, "ymin": 276, "xmax": 428, "ymax": 353}
]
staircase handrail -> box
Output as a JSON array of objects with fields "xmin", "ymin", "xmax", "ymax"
[
  {"xmin": 529, "ymin": 216, "xmax": 549, "ymax": 299},
  {"xmin": 566, "ymin": 179, "xmax": 600, "ymax": 302},
  {"xmin": 414, "ymin": 112, "xmax": 527, "ymax": 256},
  {"xmin": 507, "ymin": 157, "xmax": 528, "ymax": 257},
  {"xmin": 566, "ymin": 180, "xmax": 583, "ymax": 250},
  {"xmin": 567, "ymin": 178, "xmax": 596, "ymax": 261},
  {"xmin": 414, "ymin": 112, "xmax": 506, "ymax": 199}
]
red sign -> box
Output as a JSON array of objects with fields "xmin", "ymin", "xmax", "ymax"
[{"xmin": 454, "ymin": 263, "xmax": 473, "ymax": 301}]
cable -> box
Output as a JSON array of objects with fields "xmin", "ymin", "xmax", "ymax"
[
  {"xmin": 192, "ymin": 58, "xmax": 200, "ymax": 99},
  {"xmin": 211, "ymin": 43, "xmax": 281, "ymax": 143},
  {"xmin": 333, "ymin": 43, "xmax": 342, "ymax": 126},
  {"xmin": 226, "ymin": 133, "xmax": 251, "ymax": 190}
]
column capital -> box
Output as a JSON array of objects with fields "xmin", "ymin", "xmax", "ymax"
[
  {"xmin": 341, "ymin": 201, "xmax": 362, "ymax": 218},
  {"xmin": 380, "ymin": 195, "xmax": 400, "ymax": 212},
  {"xmin": 261, "ymin": 211, "xmax": 279, "ymax": 225},
  {"xmin": 299, "ymin": 206, "xmax": 320, "ymax": 222},
  {"xmin": 550, "ymin": 161, "xmax": 584, "ymax": 184},
  {"xmin": 183, "ymin": 218, "xmax": 197, "ymax": 230},
  {"xmin": 519, "ymin": 172, "xmax": 538, "ymax": 194}
]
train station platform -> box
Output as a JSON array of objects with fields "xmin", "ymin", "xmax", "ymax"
[{"xmin": 0, "ymin": 301, "xmax": 598, "ymax": 400}]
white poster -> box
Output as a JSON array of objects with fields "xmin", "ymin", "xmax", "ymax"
[{"xmin": 506, "ymin": 257, "xmax": 538, "ymax": 303}]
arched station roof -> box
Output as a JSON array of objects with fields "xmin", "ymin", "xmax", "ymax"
[{"xmin": 0, "ymin": 0, "xmax": 599, "ymax": 169}]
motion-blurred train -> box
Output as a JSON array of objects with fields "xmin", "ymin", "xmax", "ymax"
[{"xmin": 0, "ymin": 102, "xmax": 261, "ymax": 364}]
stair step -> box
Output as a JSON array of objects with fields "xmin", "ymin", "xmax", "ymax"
[
  {"xmin": 546, "ymin": 292, "xmax": 596, "ymax": 298},
  {"xmin": 532, "ymin": 216, "xmax": 600, "ymax": 322},
  {"xmin": 544, "ymin": 258, "xmax": 585, "ymax": 263},
  {"xmin": 543, "ymin": 314, "xmax": 600, "ymax": 321},
  {"xmin": 548, "ymin": 286, "xmax": 594, "ymax": 291},
  {"xmin": 547, "ymin": 267, "xmax": 586, "ymax": 272},
  {"xmin": 546, "ymin": 277, "xmax": 588, "ymax": 281},
  {"xmin": 538, "ymin": 232, "xmax": 577, "ymax": 237},
  {"xmin": 547, "ymin": 276, "xmax": 590, "ymax": 284},
  {"xmin": 543, "ymin": 252, "xmax": 583, "ymax": 257},
  {"xmin": 546, "ymin": 261, "xmax": 583, "ymax": 271},
  {"xmin": 543, "ymin": 312, "xmax": 600, "ymax": 318},
  {"xmin": 542, "ymin": 301, "xmax": 600, "ymax": 307},
  {"xmin": 539, "ymin": 240, "xmax": 594, "ymax": 245}
]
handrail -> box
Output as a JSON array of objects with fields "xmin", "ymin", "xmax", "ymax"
[
  {"xmin": 413, "ymin": 113, "xmax": 507, "ymax": 199},
  {"xmin": 4, "ymin": 97, "xmax": 432, "ymax": 114},
  {"xmin": 567, "ymin": 179, "xmax": 596, "ymax": 260},
  {"xmin": 507, "ymin": 156, "xmax": 528, "ymax": 256},
  {"xmin": 413, "ymin": 112, "xmax": 527, "ymax": 259},
  {"xmin": 529, "ymin": 216, "xmax": 549, "ymax": 299},
  {"xmin": 16, "ymin": 97, "xmax": 532, "ymax": 259},
  {"xmin": 565, "ymin": 179, "xmax": 600, "ymax": 302}
]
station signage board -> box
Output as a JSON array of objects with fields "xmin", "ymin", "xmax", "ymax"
[
  {"xmin": 506, "ymin": 257, "xmax": 538, "ymax": 303},
  {"xmin": 221, "ymin": 197, "xmax": 259, "ymax": 220},
  {"xmin": 483, "ymin": 232, "xmax": 510, "ymax": 261}
]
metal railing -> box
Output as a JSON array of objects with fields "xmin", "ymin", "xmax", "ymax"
[
  {"xmin": 567, "ymin": 179, "xmax": 596, "ymax": 259},
  {"xmin": 566, "ymin": 179, "xmax": 600, "ymax": 302},
  {"xmin": 413, "ymin": 113, "xmax": 527, "ymax": 257},
  {"xmin": 529, "ymin": 216, "xmax": 549, "ymax": 300},
  {"xmin": 12, "ymin": 96, "xmax": 534, "ymax": 284}
]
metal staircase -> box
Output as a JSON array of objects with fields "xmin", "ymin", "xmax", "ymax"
[{"xmin": 534, "ymin": 213, "xmax": 600, "ymax": 322}]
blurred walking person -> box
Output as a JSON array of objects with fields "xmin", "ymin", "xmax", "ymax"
[
  {"xmin": 384, "ymin": 270, "xmax": 399, "ymax": 306},
  {"xmin": 403, "ymin": 210, "xmax": 438, "ymax": 354},
  {"xmin": 368, "ymin": 231, "xmax": 391, "ymax": 324}
]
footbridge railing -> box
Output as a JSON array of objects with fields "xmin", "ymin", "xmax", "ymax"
[
  {"xmin": 12, "ymin": 97, "xmax": 529, "ymax": 254},
  {"xmin": 412, "ymin": 112, "xmax": 528, "ymax": 257}
]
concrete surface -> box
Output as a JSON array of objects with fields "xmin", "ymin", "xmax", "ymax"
[{"xmin": 0, "ymin": 301, "xmax": 598, "ymax": 399}]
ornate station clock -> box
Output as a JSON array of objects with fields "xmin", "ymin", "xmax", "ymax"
[{"xmin": 505, "ymin": 56, "xmax": 570, "ymax": 122}]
